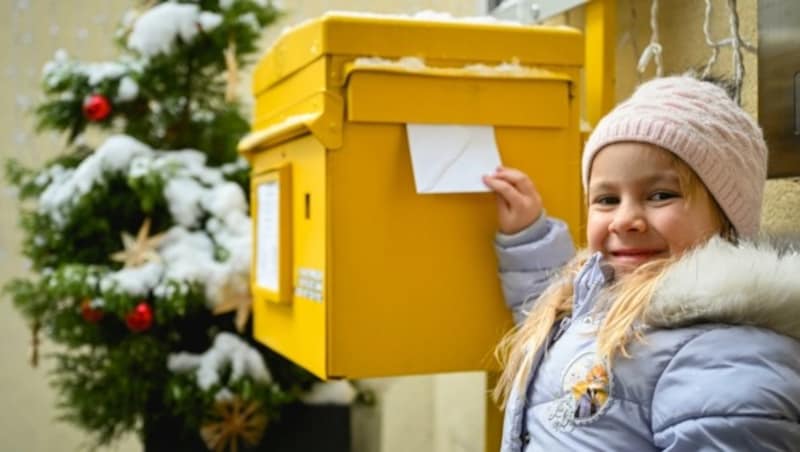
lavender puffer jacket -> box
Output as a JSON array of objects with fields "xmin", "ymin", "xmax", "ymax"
[{"xmin": 495, "ymin": 215, "xmax": 800, "ymax": 451}]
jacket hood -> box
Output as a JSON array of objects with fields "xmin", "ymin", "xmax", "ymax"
[{"xmin": 646, "ymin": 236, "xmax": 800, "ymax": 340}]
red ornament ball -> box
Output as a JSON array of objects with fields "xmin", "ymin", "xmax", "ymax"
[
  {"xmin": 125, "ymin": 301, "xmax": 154, "ymax": 332},
  {"xmin": 82, "ymin": 94, "xmax": 112, "ymax": 121},
  {"xmin": 80, "ymin": 299, "xmax": 104, "ymax": 323}
]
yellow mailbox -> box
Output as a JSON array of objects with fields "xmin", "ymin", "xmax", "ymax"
[{"xmin": 238, "ymin": 12, "xmax": 584, "ymax": 379}]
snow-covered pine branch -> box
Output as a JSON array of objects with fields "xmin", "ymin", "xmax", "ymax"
[
  {"xmin": 37, "ymin": 134, "xmax": 251, "ymax": 308},
  {"xmin": 168, "ymin": 332, "xmax": 272, "ymax": 400}
]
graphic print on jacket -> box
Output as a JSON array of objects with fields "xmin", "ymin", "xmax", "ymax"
[{"xmin": 549, "ymin": 351, "xmax": 611, "ymax": 431}]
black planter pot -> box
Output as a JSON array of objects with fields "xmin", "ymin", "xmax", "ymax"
[
  {"xmin": 143, "ymin": 403, "xmax": 351, "ymax": 452},
  {"xmin": 260, "ymin": 403, "xmax": 351, "ymax": 452},
  {"xmin": 142, "ymin": 410, "xmax": 207, "ymax": 452}
]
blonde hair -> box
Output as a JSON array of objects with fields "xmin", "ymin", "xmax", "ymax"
[{"xmin": 493, "ymin": 150, "xmax": 735, "ymax": 407}]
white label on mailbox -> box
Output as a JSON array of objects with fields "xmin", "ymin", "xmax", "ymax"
[
  {"xmin": 295, "ymin": 268, "xmax": 324, "ymax": 303},
  {"xmin": 256, "ymin": 181, "xmax": 279, "ymax": 292},
  {"xmin": 406, "ymin": 123, "xmax": 502, "ymax": 194}
]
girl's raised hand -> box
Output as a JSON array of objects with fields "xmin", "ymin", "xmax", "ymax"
[{"xmin": 482, "ymin": 166, "xmax": 543, "ymax": 235}]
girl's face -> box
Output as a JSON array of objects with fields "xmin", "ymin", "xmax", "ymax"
[{"xmin": 586, "ymin": 142, "xmax": 722, "ymax": 275}]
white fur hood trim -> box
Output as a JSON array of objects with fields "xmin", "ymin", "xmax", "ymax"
[{"xmin": 647, "ymin": 237, "xmax": 800, "ymax": 340}]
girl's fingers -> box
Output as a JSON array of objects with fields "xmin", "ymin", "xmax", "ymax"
[
  {"xmin": 483, "ymin": 175, "xmax": 525, "ymax": 207},
  {"xmin": 485, "ymin": 172, "xmax": 544, "ymax": 234},
  {"xmin": 493, "ymin": 167, "xmax": 536, "ymax": 195}
]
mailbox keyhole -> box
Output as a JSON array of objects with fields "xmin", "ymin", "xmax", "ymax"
[
  {"xmin": 795, "ymin": 72, "xmax": 800, "ymax": 135},
  {"xmin": 305, "ymin": 193, "xmax": 311, "ymax": 219}
]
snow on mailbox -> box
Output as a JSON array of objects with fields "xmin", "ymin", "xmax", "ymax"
[{"xmin": 238, "ymin": 12, "xmax": 584, "ymax": 379}]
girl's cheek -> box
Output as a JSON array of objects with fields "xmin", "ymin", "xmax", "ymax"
[
  {"xmin": 586, "ymin": 214, "xmax": 608, "ymax": 252},
  {"xmin": 654, "ymin": 211, "xmax": 699, "ymax": 254}
]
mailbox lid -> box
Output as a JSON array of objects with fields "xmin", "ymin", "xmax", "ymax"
[
  {"xmin": 252, "ymin": 11, "xmax": 583, "ymax": 96},
  {"xmin": 345, "ymin": 63, "xmax": 573, "ymax": 127}
]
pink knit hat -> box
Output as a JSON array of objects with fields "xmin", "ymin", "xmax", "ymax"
[{"xmin": 582, "ymin": 76, "xmax": 768, "ymax": 238}]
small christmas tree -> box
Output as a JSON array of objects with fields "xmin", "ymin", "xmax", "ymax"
[{"xmin": 4, "ymin": 1, "xmax": 357, "ymax": 450}]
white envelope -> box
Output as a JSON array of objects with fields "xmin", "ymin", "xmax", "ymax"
[{"xmin": 406, "ymin": 123, "xmax": 502, "ymax": 194}]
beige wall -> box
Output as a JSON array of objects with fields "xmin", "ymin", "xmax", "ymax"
[
  {"xmin": 616, "ymin": 0, "xmax": 758, "ymax": 115},
  {"xmin": 2, "ymin": 1, "xmax": 797, "ymax": 452},
  {"xmin": 0, "ymin": 2, "xmax": 139, "ymax": 450}
]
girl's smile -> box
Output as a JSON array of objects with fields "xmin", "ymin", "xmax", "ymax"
[{"xmin": 607, "ymin": 248, "xmax": 667, "ymax": 267}]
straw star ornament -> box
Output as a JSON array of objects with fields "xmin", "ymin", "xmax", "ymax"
[
  {"xmin": 213, "ymin": 277, "xmax": 253, "ymax": 333},
  {"xmin": 224, "ymin": 38, "xmax": 239, "ymax": 102},
  {"xmin": 200, "ymin": 398, "xmax": 268, "ymax": 452},
  {"xmin": 110, "ymin": 218, "xmax": 166, "ymax": 268}
]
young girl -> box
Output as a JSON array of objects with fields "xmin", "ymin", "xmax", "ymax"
[{"xmin": 482, "ymin": 76, "xmax": 800, "ymax": 451}]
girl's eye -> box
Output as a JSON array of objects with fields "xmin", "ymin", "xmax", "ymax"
[
  {"xmin": 592, "ymin": 195, "xmax": 619, "ymax": 205},
  {"xmin": 650, "ymin": 191, "xmax": 679, "ymax": 201}
]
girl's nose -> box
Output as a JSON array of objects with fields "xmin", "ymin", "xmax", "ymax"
[{"xmin": 609, "ymin": 202, "xmax": 647, "ymax": 233}]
